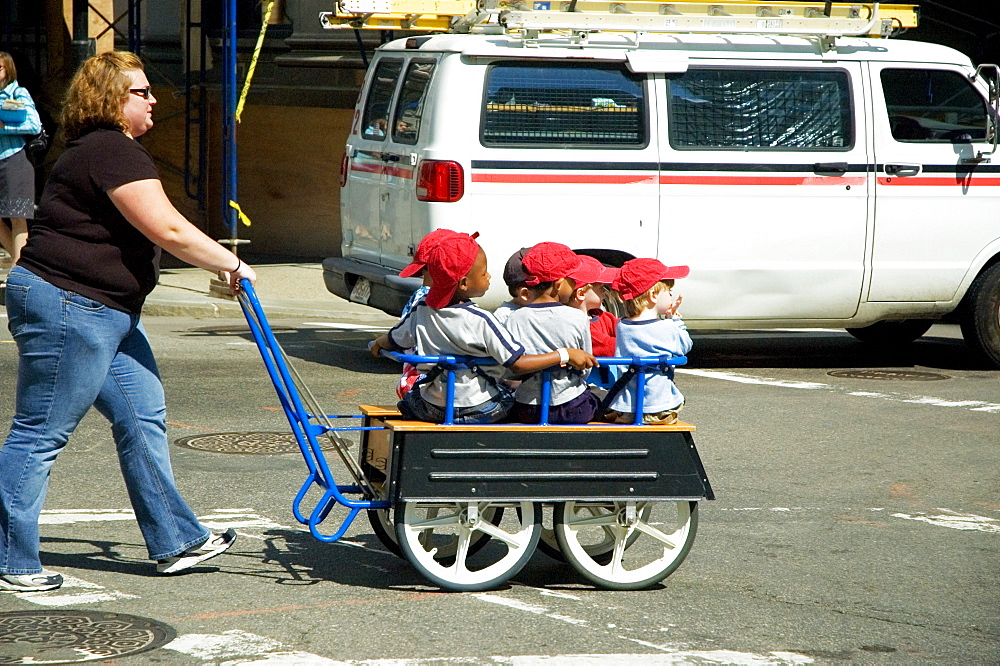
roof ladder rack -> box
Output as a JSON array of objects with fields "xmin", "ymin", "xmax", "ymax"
[{"xmin": 320, "ymin": 0, "xmax": 918, "ymax": 43}]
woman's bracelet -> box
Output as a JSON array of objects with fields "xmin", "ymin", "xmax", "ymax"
[{"xmin": 231, "ymin": 257, "xmax": 241, "ymax": 273}]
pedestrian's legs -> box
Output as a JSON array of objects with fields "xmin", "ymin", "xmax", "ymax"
[
  {"xmin": 93, "ymin": 321, "xmax": 209, "ymax": 561},
  {"xmin": 0, "ymin": 219, "xmax": 12, "ymax": 257},
  {"xmin": 0, "ymin": 269, "xmax": 123, "ymax": 574},
  {"xmin": 7, "ymin": 218, "xmax": 27, "ymax": 264}
]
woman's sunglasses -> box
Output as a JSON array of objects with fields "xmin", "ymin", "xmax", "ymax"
[{"xmin": 129, "ymin": 86, "xmax": 152, "ymax": 100}]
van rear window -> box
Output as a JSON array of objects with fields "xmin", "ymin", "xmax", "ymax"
[
  {"xmin": 482, "ymin": 64, "xmax": 646, "ymax": 147},
  {"xmin": 667, "ymin": 68, "xmax": 853, "ymax": 150},
  {"xmin": 361, "ymin": 59, "xmax": 403, "ymax": 140}
]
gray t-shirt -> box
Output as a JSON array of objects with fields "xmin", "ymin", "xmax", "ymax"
[
  {"xmin": 609, "ymin": 316, "xmax": 692, "ymax": 413},
  {"xmin": 388, "ymin": 301, "xmax": 524, "ymax": 407},
  {"xmin": 493, "ymin": 300, "xmax": 520, "ymax": 325},
  {"xmin": 505, "ymin": 302, "xmax": 592, "ymax": 406}
]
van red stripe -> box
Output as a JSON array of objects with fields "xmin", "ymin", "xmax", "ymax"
[
  {"xmin": 349, "ymin": 163, "xmax": 414, "ymax": 179},
  {"xmin": 350, "ymin": 162, "xmax": 382, "ymax": 175},
  {"xmin": 659, "ymin": 175, "xmax": 867, "ymax": 186},
  {"xmin": 472, "ymin": 173, "xmax": 656, "ymax": 184},
  {"xmin": 385, "ymin": 166, "xmax": 414, "ymax": 179},
  {"xmin": 472, "ymin": 173, "xmax": 865, "ymax": 186},
  {"xmin": 877, "ymin": 176, "xmax": 1000, "ymax": 186}
]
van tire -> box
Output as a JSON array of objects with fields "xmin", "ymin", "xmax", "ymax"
[
  {"xmin": 958, "ymin": 262, "xmax": 1000, "ymax": 367},
  {"xmin": 845, "ymin": 320, "xmax": 934, "ymax": 345}
]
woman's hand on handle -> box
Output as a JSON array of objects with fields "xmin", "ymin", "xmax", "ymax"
[{"xmin": 220, "ymin": 256, "xmax": 257, "ymax": 295}]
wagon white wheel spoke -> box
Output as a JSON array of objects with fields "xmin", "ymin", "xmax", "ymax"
[
  {"xmin": 396, "ymin": 501, "xmax": 541, "ymax": 592},
  {"xmin": 634, "ymin": 520, "xmax": 681, "ymax": 550},
  {"xmin": 475, "ymin": 519, "xmax": 527, "ymax": 549},
  {"xmin": 555, "ymin": 501, "xmax": 700, "ymax": 591}
]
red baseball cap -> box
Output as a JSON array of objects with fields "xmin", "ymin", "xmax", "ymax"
[
  {"xmin": 522, "ymin": 242, "xmax": 585, "ymax": 286},
  {"xmin": 424, "ymin": 233, "xmax": 483, "ymax": 308},
  {"xmin": 399, "ymin": 229, "xmax": 478, "ymax": 278},
  {"xmin": 575, "ymin": 255, "xmax": 619, "ymax": 286},
  {"xmin": 613, "ymin": 257, "xmax": 689, "ymax": 301}
]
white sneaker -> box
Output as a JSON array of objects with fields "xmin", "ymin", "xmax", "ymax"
[
  {"xmin": 0, "ymin": 570, "xmax": 64, "ymax": 592},
  {"xmin": 156, "ymin": 529, "xmax": 237, "ymax": 575}
]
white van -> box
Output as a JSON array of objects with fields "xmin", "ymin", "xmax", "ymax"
[{"xmin": 322, "ymin": 3, "xmax": 1000, "ymax": 366}]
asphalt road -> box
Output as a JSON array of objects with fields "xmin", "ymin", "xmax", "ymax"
[{"xmin": 0, "ymin": 314, "xmax": 997, "ymax": 664}]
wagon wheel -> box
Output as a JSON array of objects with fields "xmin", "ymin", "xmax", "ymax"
[
  {"xmin": 367, "ymin": 505, "xmax": 503, "ymax": 562},
  {"xmin": 536, "ymin": 503, "xmax": 646, "ymax": 565},
  {"xmin": 395, "ymin": 500, "xmax": 541, "ymax": 591},
  {"xmin": 554, "ymin": 500, "xmax": 698, "ymax": 590}
]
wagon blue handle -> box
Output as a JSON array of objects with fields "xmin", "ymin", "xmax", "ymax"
[{"xmin": 238, "ymin": 279, "xmax": 391, "ymax": 545}]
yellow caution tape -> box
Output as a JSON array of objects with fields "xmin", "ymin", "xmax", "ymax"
[
  {"xmin": 236, "ymin": 0, "xmax": 274, "ymax": 123},
  {"xmin": 229, "ymin": 200, "xmax": 253, "ymax": 227}
]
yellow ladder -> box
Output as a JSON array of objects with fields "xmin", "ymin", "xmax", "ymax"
[{"xmin": 320, "ymin": 0, "xmax": 918, "ymax": 37}]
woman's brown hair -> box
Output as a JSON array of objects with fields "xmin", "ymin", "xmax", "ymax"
[
  {"xmin": 0, "ymin": 52, "xmax": 16, "ymax": 88},
  {"xmin": 61, "ymin": 51, "xmax": 144, "ymax": 141}
]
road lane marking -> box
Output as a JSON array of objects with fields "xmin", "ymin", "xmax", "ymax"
[
  {"xmin": 890, "ymin": 509, "xmax": 1000, "ymax": 533},
  {"xmin": 2, "ymin": 574, "xmax": 138, "ymax": 606},
  {"xmin": 678, "ymin": 369, "xmax": 830, "ymax": 390},
  {"xmin": 197, "ymin": 508, "xmax": 291, "ymax": 531},
  {"xmin": 161, "ymin": 629, "xmax": 815, "ymax": 665},
  {"xmin": 38, "ymin": 508, "xmax": 291, "ymax": 531},
  {"xmin": 163, "ymin": 629, "xmax": 338, "ymax": 663},
  {"xmin": 473, "ymin": 594, "xmax": 589, "ymax": 626},
  {"xmin": 718, "ymin": 506, "xmax": 999, "ymax": 533},
  {"xmin": 39, "ymin": 509, "xmax": 136, "ymax": 524},
  {"xmin": 676, "ymin": 369, "xmax": 1000, "ymax": 414},
  {"xmin": 473, "ymin": 592, "xmax": 813, "ymax": 664}
]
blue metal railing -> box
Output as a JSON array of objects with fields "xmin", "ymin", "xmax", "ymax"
[{"xmin": 382, "ymin": 352, "xmax": 687, "ymax": 426}]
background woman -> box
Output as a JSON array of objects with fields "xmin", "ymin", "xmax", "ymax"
[
  {"xmin": 0, "ymin": 51, "xmax": 40, "ymax": 267},
  {"xmin": 0, "ymin": 51, "xmax": 257, "ymax": 592}
]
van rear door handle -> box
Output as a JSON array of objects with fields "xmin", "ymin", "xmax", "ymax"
[
  {"xmin": 382, "ymin": 154, "xmax": 400, "ymax": 163},
  {"xmin": 813, "ymin": 162, "xmax": 848, "ymax": 175},
  {"xmin": 884, "ymin": 163, "xmax": 921, "ymax": 177}
]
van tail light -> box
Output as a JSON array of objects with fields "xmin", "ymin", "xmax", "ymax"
[
  {"xmin": 339, "ymin": 153, "xmax": 349, "ymax": 188},
  {"xmin": 416, "ymin": 160, "xmax": 464, "ymax": 202}
]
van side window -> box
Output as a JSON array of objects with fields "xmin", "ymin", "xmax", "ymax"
[
  {"xmin": 392, "ymin": 61, "xmax": 436, "ymax": 145},
  {"xmin": 361, "ymin": 59, "xmax": 403, "ymax": 141},
  {"xmin": 881, "ymin": 69, "xmax": 988, "ymax": 143},
  {"xmin": 667, "ymin": 68, "xmax": 852, "ymax": 150},
  {"xmin": 481, "ymin": 63, "xmax": 646, "ymax": 147}
]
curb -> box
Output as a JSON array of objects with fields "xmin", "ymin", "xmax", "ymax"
[{"xmin": 141, "ymin": 296, "xmax": 345, "ymax": 320}]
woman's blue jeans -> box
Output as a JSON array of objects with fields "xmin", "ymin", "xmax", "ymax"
[{"xmin": 0, "ymin": 267, "xmax": 210, "ymax": 574}]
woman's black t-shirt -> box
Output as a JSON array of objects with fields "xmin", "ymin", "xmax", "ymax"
[{"xmin": 20, "ymin": 128, "xmax": 161, "ymax": 314}]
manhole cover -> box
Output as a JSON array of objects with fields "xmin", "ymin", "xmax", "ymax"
[
  {"xmin": 174, "ymin": 431, "xmax": 336, "ymax": 454},
  {"xmin": 827, "ymin": 369, "xmax": 950, "ymax": 381},
  {"xmin": 0, "ymin": 610, "xmax": 174, "ymax": 664}
]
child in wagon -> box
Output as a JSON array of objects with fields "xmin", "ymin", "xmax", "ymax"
[
  {"xmin": 605, "ymin": 258, "xmax": 692, "ymax": 425},
  {"xmin": 370, "ymin": 233, "xmax": 596, "ymax": 424}
]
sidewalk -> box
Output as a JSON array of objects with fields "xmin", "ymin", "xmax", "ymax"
[
  {"xmin": 1, "ymin": 260, "xmax": 399, "ymax": 325},
  {"xmin": 147, "ymin": 263, "xmax": 399, "ymax": 324}
]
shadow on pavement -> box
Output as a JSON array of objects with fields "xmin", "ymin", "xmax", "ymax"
[{"xmin": 687, "ymin": 330, "xmax": 989, "ymax": 372}]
